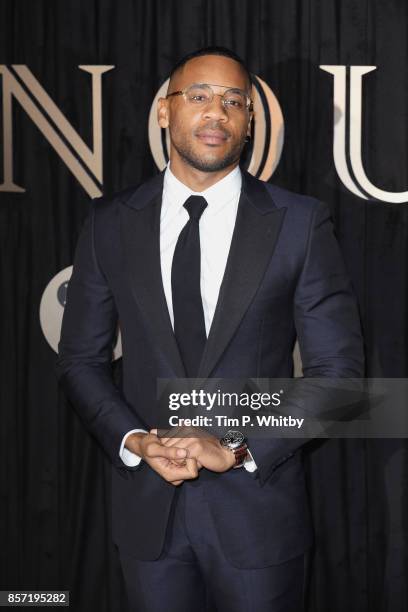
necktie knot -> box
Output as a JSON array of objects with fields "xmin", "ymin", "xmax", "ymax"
[{"xmin": 184, "ymin": 195, "xmax": 208, "ymax": 222}]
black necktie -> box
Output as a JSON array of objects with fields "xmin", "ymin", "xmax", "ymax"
[{"xmin": 171, "ymin": 195, "xmax": 208, "ymax": 377}]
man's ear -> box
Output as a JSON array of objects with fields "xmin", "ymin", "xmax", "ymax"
[{"xmin": 157, "ymin": 97, "xmax": 169, "ymax": 129}]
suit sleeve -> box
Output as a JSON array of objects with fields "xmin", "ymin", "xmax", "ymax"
[
  {"xmin": 56, "ymin": 201, "xmax": 145, "ymax": 470},
  {"xmin": 247, "ymin": 200, "xmax": 365, "ymax": 485}
]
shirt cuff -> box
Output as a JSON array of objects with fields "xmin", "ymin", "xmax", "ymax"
[
  {"xmin": 119, "ymin": 428, "xmax": 148, "ymax": 467},
  {"xmin": 243, "ymin": 448, "xmax": 257, "ymax": 472}
]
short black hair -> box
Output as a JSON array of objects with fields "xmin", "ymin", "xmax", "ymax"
[{"xmin": 169, "ymin": 46, "xmax": 253, "ymax": 89}]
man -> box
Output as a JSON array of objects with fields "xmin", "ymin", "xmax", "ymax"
[{"xmin": 56, "ymin": 47, "xmax": 364, "ymax": 611}]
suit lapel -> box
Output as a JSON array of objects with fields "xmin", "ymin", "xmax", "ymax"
[
  {"xmin": 119, "ymin": 172, "xmax": 186, "ymax": 377},
  {"xmin": 198, "ymin": 171, "xmax": 286, "ymax": 378}
]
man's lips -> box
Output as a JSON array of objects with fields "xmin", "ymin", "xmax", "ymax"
[{"xmin": 195, "ymin": 129, "xmax": 229, "ymax": 145}]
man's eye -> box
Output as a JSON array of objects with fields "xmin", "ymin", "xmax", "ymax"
[
  {"xmin": 190, "ymin": 95, "xmax": 208, "ymax": 102},
  {"xmin": 224, "ymin": 99, "xmax": 243, "ymax": 109}
]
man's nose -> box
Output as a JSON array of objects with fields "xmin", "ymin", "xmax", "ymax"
[{"xmin": 202, "ymin": 94, "xmax": 228, "ymax": 121}]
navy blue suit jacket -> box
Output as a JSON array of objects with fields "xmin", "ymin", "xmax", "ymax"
[{"xmin": 56, "ymin": 170, "xmax": 364, "ymax": 568}]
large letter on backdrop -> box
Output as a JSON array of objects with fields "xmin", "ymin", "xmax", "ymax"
[
  {"xmin": 0, "ymin": 65, "xmax": 114, "ymax": 198},
  {"xmin": 321, "ymin": 64, "xmax": 408, "ymax": 204}
]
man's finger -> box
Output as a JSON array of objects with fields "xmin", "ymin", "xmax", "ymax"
[
  {"xmin": 146, "ymin": 442, "xmax": 189, "ymax": 460},
  {"xmin": 185, "ymin": 457, "xmax": 199, "ymax": 478},
  {"xmin": 160, "ymin": 436, "xmax": 183, "ymax": 446},
  {"xmin": 166, "ymin": 458, "xmax": 198, "ymax": 481}
]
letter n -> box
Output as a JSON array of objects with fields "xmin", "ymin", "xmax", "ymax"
[{"xmin": 0, "ymin": 65, "xmax": 114, "ymax": 197}]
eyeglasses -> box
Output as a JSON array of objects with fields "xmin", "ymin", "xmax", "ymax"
[{"xmin": 166, "ymin": 83, "xmax": 253, "ymax": 112}]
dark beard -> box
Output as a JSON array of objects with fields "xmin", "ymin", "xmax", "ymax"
[{"xmin": 172, "ymin": 136, "xmax": 246, "ymax": 173}]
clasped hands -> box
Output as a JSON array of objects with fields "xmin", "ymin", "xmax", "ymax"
[{"xmin": 127, "ymin": 427, "xmax": 235, "ymax": 486}]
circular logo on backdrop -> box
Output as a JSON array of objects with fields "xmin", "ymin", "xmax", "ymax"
[
  {"xmin": 39, "ymin": 266, "xmax": 122, "ymax": 360},
  {"xmin": 148, "ymin": 75, "xmax": 284, "ymax": 181}
]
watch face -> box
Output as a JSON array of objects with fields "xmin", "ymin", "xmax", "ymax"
[{"xmin": 222, "ymin": 430, "xmax": 245, "ymax": 449}]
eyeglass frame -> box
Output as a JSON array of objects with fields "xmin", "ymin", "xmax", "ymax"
[{"xmin": 166, "ymin": 82, "xmax": 254, "ymax": 112}]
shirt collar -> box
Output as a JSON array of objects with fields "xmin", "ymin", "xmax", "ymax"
[{"xmin": 163, "ymin": 162, "xmax": 242, "ymax": 217}]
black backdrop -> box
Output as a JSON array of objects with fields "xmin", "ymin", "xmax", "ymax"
[{"xmin": 1, "ymin": 1, "xmax": 408, "ymax": 610}]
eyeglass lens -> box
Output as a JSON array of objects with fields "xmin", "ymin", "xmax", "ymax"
[{"xmin": 185, "ymin": 84, "xmax": 248, "ymax": 110}]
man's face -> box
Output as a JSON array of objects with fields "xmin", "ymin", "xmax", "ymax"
[{"xmin": 158, "ymin": 55, "xmax": 253, "ymax": 173}]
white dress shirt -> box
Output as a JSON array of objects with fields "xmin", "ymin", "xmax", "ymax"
[{"xmin": 119, "ymin": 163, "xmax": 256, "ymax": 472}]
